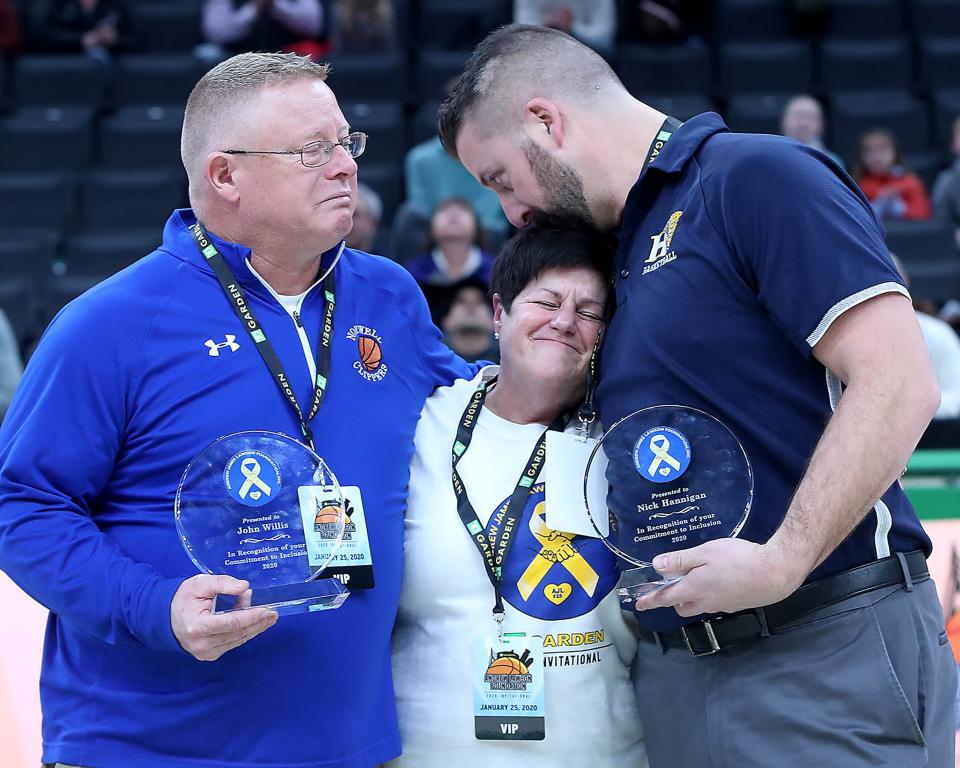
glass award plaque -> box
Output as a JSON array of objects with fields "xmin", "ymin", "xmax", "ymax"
[
  {"xmin": 175, "ymin": 431, "xmax": 350, "ymax": 616},
  {"xmin": 584, "ymin": 406, "xmax": 753, "ymax": 600}
]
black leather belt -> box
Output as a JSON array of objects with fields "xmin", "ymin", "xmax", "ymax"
[{"xmin": 636, "ymin": 550, "xmax": 928, "ymax": 657}]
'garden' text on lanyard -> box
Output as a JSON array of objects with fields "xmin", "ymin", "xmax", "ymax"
[
  {"xmin": 452, "ymin": 377, "xmax": 566, "ymax": 637},
  {"xmin": 190, "ymin": 221, "xmax": 336, "ymax": 451}
]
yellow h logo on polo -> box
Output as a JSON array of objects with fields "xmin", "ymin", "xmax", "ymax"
[{"xmin": 647, "ymin": 210, "xmax": 683, "ymax": 264}]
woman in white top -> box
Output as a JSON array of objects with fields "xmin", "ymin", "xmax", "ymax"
[{"xmin": 391, "ymin": 225, "xmax": 646, "ymax": 766}]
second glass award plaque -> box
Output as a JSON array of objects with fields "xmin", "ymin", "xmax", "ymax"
[
  {"xmin": 584, "ymin": 406, "xmax": 753, "ymax": 600},
  {"xmin": 175, "ymin": 431, "xmax": 349, "ymax": 616}
]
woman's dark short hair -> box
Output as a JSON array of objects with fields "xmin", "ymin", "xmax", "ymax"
[{"xmin": 491, "ymin": 224, "xmax": 614, "ymax": 313}]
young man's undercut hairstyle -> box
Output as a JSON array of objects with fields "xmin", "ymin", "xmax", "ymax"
[
  {"xmin": 491, "ymin": 223, "xmax": 613, "ymax": 313},
  {"xmin": 438, "ymin": 24, "xmax": 621, "ymax": 159},
  {"xmin": 181, "ymin": 52, "xmax": 331, "ymax": 204}
]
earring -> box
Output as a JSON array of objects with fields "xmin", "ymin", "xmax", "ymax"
[{"xmin": 494, "ymin": 332, "xmax": 500, "ymax": 340}]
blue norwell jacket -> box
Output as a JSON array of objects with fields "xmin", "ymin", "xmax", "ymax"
[{"xmin": 0, "ymin": 208, "xmax": 473, "ymax": 768}]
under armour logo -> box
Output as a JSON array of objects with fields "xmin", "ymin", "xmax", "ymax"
[{"xmin": 204, "ymin": 335, "xmax": 240, "ymax": 356}]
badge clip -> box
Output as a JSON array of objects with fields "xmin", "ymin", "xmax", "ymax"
[{"xmin": 493, "ymin": 609, "xmax": 505, "ymax": 639}]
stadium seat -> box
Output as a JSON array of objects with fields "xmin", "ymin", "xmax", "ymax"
[
  {"xmin": 341, "ymin": 102, "xmax": 406, "ymax": 166},
  {"xmin": 920, "ymin": 39, "xmax": 960, "ymax": 91},
  {"xmin": 902, "ymin": 262, "xmax": 960, "ymax": 303},
  {"xmin": 885, "ymin": 220, "xmax": 957, "ymax": 267},
  {"xmin": 410, "ymin": 101, "xmax": 441, "ymax": 146},
  {"xmin": 356, "ymin": 163, "xmax": 403, "ymax": 223},
  {"xmin": 0, "ymin": 233, "xmax": 57, "ymax": 280},
  {"xmin": 134, "ymin": 4, "xmax": 203, "ymax": 52},
  {"xmin": 113, "ymin": 55, "xmax": 206, "ymax": 108},
  {"xmin": 911, "ymin": 0, "xmax": 960, "ymax": 38},
  {"xmin": 325, "ymin": 52, "xmax": 408, "ymax": 103},
  {"xmin": 724, "ymin": 94, "xmax": 793, "ymax": 135},
  {"xmin": 904, "ymin": 151, "xmax": 948, "ymax": 193},
  {"xmin": 11, "ymin": 55, "xmax": 106, "ymax": 108},
  {"xmin": 618, "ymin": 45, "xmax": 712, "ymax": 98},
  {"xmin": 719, "ymin": 41, "xmax": 813, "ymax": 95},
  {"xmin": 415, "ymin": 50, "xmax": 471, "ymax": 103},
  {"xmin": 0, "ymin": 173, "xmax": 75, "ymax": 232},
  {"xmin": 0, "ymin": 59, "xmax": 9, "ymax": 115},
  {"xmin": 415, "ymin": 0, "xmax": 511, "ymax": 50},
  {"xmin": 0, "ymin": 276, "xmax": 41, "ymax": 351},
  {"xmin": 98, "ymin": 106, "xmax": 185, "ymax": 171},
  {"xmin": 829, "ymin": 91, "xmax": 929, "ymax": 161},
  {"xmin": 78, "ymin": 170, "xmax": 186, "ymax": 230},
  {"xmin": 0, "ymin": 107, "xmax": 94, "ymax": 173},
  {"xmin": 712, "ymin": 0, "xmax": 793, "ymax": 40},
  {"xmin": 60, "ymin": 229, "xmax": 161, "ymax": 278},
  {"xmin": 820, "ymin": 40, "xmax": 913, "ymax": 93},
  {"xmin": 823, "ymin": 0, "xmax": 906, "ymax": 38},
  {"xmin": 932, "ymin": 89, "xmax": 960, "ymax": 146}
]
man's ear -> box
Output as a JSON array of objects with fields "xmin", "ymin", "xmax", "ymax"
[
  {"xmin": 522, "ymin": 98, "xmax": 564, "ymax": 147},
  {"xmin": 206, "ymin": 152, "xmax": 241, "ymax": 203}
]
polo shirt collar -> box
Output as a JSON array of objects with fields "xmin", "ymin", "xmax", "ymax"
[{"xmin": 643, "ymin": 112, "xmax": 729, "ymax": 176}]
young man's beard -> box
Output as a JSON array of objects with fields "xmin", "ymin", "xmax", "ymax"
[{"xmin": 523, "ymin": 141, "xmax": 595, "ymax": 229}]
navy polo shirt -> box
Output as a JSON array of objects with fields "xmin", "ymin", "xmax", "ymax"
[{"xmin": 597, "ymin": 113, "xmax": 931, "ymax": 632}]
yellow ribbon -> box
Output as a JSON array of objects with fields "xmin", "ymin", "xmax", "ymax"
[
  {"xmin": 517, "ymin": 502, "xmax": 599, "ymax": 600},
  {"xmin": 238, "ymin": 458, "xmax": 272, "ymax": 499},
  {"xmin": 647, "ymin": 434, "xmax": 681, "ymax": 477}
]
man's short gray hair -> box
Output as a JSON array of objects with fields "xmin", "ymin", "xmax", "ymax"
[{"xmin": 181, "ymin": 52, "xmax": 331, "ymax": 204}]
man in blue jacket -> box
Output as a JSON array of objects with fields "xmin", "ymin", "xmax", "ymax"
[
  {"xmin": 0, "ymin": 53, "xmax": 472, "ymax": 768},
  {"xmin": 437, "ymin": 24, "xmax": 956, "ymax": 768}
]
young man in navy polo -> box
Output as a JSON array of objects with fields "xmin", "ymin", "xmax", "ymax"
[{"xmin": 439, "ymin": 24, "xmax": 956, "ymax": 766}]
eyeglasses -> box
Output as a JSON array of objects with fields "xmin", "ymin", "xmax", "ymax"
[{"xmin": 222, "ymin": 132, "xmax": 367, "ymax": 168}]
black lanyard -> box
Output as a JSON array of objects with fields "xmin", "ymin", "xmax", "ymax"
[
  {"xmin": 452, "ymin": 377, "xmax": 566, "ymax": 635},
  {"xmin": 577, "ymin": 116, "xmax": 683, "ymax": 427},
  {"xmin": 190, "ymin": 221, "xmax": 336, "ymax": 450},
  {"xmin": 642, "ymin": 115, "xmax": 683, "ymax": 172}
]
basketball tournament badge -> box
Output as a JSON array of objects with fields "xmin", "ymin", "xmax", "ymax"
[
  {"xmin": 473, "ymin": 632, "xmax": 545, "ymax": 741},
  {"xmin": 316, "ymin": 487, "xmax": 375, "ymax": 589}
]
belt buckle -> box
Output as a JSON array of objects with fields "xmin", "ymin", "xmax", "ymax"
[{"xmin": 681, "ymin": 620, "xmax": 720, "ymax": 656}]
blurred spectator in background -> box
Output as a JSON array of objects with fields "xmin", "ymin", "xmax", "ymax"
[
  {"xmin": 31, "ymin": 0, "xmax": 138, "ymax": 59},
  {"xmin": 933, "ymin": 116, "xmax": 960, "ymax": 249},
  {"xmin": 514, "ymin": 0, "xmax": 616, "ymax": 54},
  {"xmin": 331, "ymin": 0, "xmax": 395, "ymax": 53},
  {"xmin": 404, "ymin": 114, "xmax": 509, "ymax": 243},
  {"xmin": 406, "ymin": 198, "xmax": 495, "ymax": 289},
  {"xmin": 202, "ymin": 0, "xmax": 325, "ymax": 59},
  {"xmin": 780, "ymin": 94, "xmax": 844, "ymax": 169},
  {"xmin": 439, "ymin": 278, "xmax": 499, "ymax": 363},
  {"xmin": 0, "ymin": 0, "xmax": 22, "ymax": 57},
  {"xmin": 346, "ymin": 182, "xmax": 386, "ymax": 255},
  {"xmin": 894, "ymin": 254, "xmax": 960, "ymax": 419},
  {"xmin": 0, "ymin": 309, "xmax": 23, "ymax": 424},
  {"xmin": 854, "ymin": 128, "xmax": 932, "ymax": 221}
]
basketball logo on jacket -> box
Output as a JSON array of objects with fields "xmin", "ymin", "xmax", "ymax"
[{"xmin": 347, "ymin": 324, "xmax": 388, "ymax": 382}]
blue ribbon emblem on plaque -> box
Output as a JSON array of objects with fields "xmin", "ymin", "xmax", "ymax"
[
  {"xmin": 224, "ymin": 450, "xmax": 282, "ymax": 507},
  {"xmin": 633, "ymin": 427, "xmax": 691, "ymax": 483}
]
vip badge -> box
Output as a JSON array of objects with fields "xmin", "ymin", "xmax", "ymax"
[
  {"xmin": 633, "ymin": 426, "xmax": 691, "ymax": 483},
  {"xmin": 223, "ymin": 450, "xmax": 282, "ymax": 507}
]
